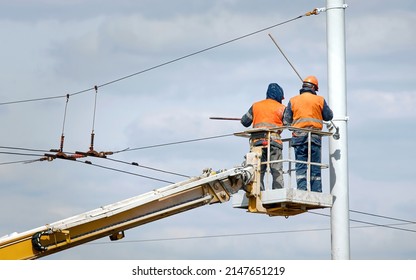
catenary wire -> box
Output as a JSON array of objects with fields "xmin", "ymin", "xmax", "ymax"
[
  {"xmin": 77, "ymin": 158, "xmax": 186, "ymax": 181},
  {"xmin": 349, "ymin": 209, "xmax": 416, "ymax": 224},
  {"xmin": 96, "ymin": 14, "xmax": 305, "ymax": 89},
  {"xmin": 91, "ymin": 227, "xmax": 330, "ymax": 245},
  {"xmin": 69, "ymin": 158, "xmax": 176, "ymax": 184},
  {"xmin": 105, "ymin": 157, "xmax": 191, "ymax": 178},
  {"xmin": 0, "ymin": 142, "xmax": 414, "ymax": 226},
  {"xmin": 4, "ymin": 148, "xmax": 412, "ymax": 234},
  {"xmin": 310, "ymin": 212, "xmax": 416, "ymax": 233},
  {"xmin": 0, "ymin": 87, "xmax": 92, "ymax": 106},
  {"xmin": 312, "ymin": 210, "xmax": 416, "ymax": 225},
  {"xmin": 2, "ymin": 148, "xmax": 415, "ymax": 237},
  {"xmin": 0, "ymin": 132, "xmax": 235, "ymax": 155},
  {"xmin": 0, "ymin": 12, "xmax": 309, "ymax": 106},
  {"xmin": 2, "ymin": 145, "xmax": 414, "ymax": 231},
  {"xmin": 0, "ymin": 151, "xmax": 45, "ymax": 157},
  {"xmin": 0, "ymin": 146, "xmax": 50, "ymax": 153},
  {"xmin": 0, "ymin": 159, "xmax": 44, "ymax": 166},
  {"xmin": 118, "ymin": 133, "xmax": 235, "ymax": 152},
  {"xmin": 0, "ymin": 10, "xmax": 314, "ymax": 174},
  {"xmin": 1, "ymin": 132, "xmax": 232, "ymax": 155},
  {"xmin": 0, "ymin": 132, "xmax": 232, "ymax": 179},
  {"xmin": 0, "ymin": 12, "xmax": 306, "ymax": 172},
  {"xmin": 1, "ymin": 138, "xmax": 415, "ymax": 234},
  {"xmin": 0, "ymin": 150, "xmax": 180, "ymax": 183},
  {"xmin": 88, "ymin": 210, "xmax": 416, "ymax": 247},
  {"xmin": 3, "ymin": 142, "xmax": 414, "ymax": 234},
  {"xmin": 88, "ymin": 221, "xmax": 416, "ymax": 246}
]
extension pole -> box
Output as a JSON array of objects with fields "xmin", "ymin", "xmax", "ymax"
[
  {"xmin": 209, "ymin": 117, "xmax": 241, "ymax": 121},
  {"xmin": 326, "ymin": 0, "xmax": 350, "ymax": 259},
  {"xmin": 268, "ymin": 34, "xmax": 303, "ymax": 82}
]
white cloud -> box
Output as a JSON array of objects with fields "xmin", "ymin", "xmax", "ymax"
[
  {"xmin": 347, "ymin": 11, "xmax": 416, "ymax": 57},
  {"xmin": 349, "ymin": 89, "xmax": 416, "ymax": 120}
]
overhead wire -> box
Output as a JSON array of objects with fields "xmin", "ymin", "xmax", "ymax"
[
  {"xmin": 66, "ymin": 157, "xmax": 176, "ymax": 184},
  {"xmin": 349, "ymin": 209, "xmax": 416, "ymax": 224},
  {"xmin": 91, "ymin": 227, "xmax": 331, "ymax": 245},
  {"xmin": 1, "ymin": 144, "xmax": 414, "ymax": 227},
  {"xmin": 1, "ymin": 142, "xmax": 415, "ymax": 233},
  {"xmin": 0, "ymin": 146, "xmax": 53, "ymax": 165},
  {"xmin": 0, "ymin": 145, "xmax": 50, "ymax": 153},
  {"xmin": 0, "ymin": 10, "xmax": 313, "ymax": 176},
  {"xmin": 0, "ymin": 132, "xmax": 235, "ymax": 155},
  {"xmin": 0, "ymin": 147, "xmax": 181, "ymax": 183},
  {"xmin": 0, "ymin": 159, "xmax": 44, "ymax": 166},
  {"xmin": 309, "ymin": 211, "xmax": 416, "ymax": 234},
  {"xmin": 88, "ymin": 217, "xmax": 416, "ymax": 246},
  {"xmin": 0, "ymin": 145, "xmax": 188, "ymax": 181},
  {"xmin": 0, "ymin": 94, "xmax": 68, "ymax": 106},
  {"xmin": 105, "ymin": 157, "xmax": 190, "ymax": 178},
  {"xmin": 0, "ymin": 10, "xmax": 314, "ymax": 107},
  {"xmin": 118, "ymin": 133, "xmax": 235, "ymax": 152},
  {"xmin": 0, "ymin": 131, "xmax": 235, "ymax": 181},
  {"xmin": 0, "ymin": 11, "xmax": 310, "ymax": 179},
  {"xmin": 96, "ymin": 13, "xmax": 307, "ymax": 89},
  {"xmin": 2, "ymin": 145, "xmax": 415, "ymax": 241},
  {"xmin": 86, "ymin": 206, "xmax": 416, "ymax": 246},
  {"xmin": 0, "ymin": 87, "xmax": 93, "ymax": 106},
  {"xmin": 0, "ymin": 151, "xmax": 45, "ymax": 157},
  {"xmin": 0, "ymin": 8, "xmax": 319, "ymax": 173},
  {"xmin": 1, "ymin": 136, "xmax": 415, "ymax": 236}
]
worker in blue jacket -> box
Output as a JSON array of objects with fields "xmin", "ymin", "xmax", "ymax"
[{"xmin": 283, "ymin": 76, "xmax": 333, "ymax": 192}]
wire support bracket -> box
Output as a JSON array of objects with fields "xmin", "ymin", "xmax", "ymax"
[{"xmin": 306, "ymin": 4, "xmax": 348, "ymax": 16}]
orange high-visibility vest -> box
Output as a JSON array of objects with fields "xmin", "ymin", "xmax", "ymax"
[
  {"xmin": 252, "ymin": 99, "xmax": 285, "ymax": 144},
  {"xmin": 290, "ymin": 93, "xmax": 325, "ymax": 130}
]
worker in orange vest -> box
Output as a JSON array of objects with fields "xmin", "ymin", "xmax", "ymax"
[
  {"xmin": 283, "ymin": 76, "xmax": 333, "ymax": 192},
  {"xmin": 241, "ymin": 83, "xmax": 286, "ymax": 190}
]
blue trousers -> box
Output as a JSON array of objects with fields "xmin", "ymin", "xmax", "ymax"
[{"xmin": 293, "ymin": 143, "xmax": 322, "ymax": 192}]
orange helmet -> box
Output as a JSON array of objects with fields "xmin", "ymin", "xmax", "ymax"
[{"xmin": 303, "ymin": 75, "xmax": 319, "ymax": 91}]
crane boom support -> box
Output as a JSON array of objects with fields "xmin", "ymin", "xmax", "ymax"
[{"xmin": 0, "ymin": 166, "xmax": 253, "ymax": 260}]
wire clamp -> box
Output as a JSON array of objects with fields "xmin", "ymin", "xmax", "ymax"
[{"xmin": 305, "ymin": 7, "xmax": 326, "ymax": 16}]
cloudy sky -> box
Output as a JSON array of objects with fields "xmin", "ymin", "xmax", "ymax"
[{"xmin": 0, "ymin": 0, "xmax": 415, "ymax": 260}]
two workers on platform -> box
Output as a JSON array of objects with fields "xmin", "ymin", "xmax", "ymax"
[{"xmin": 241, "ymin": 76, "xmax": 333, "ymax": 193}]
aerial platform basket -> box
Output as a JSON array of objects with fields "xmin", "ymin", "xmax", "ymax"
[
  {"xmin": 232, "ymin": 126, "xmax": 334, "ymax": 217},
  {"xmin": 232, "ymin": 188, "xmax": 333, "ymax": 216}
]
